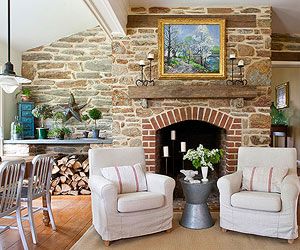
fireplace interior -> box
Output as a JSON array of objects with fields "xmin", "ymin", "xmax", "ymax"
[{"xmin": 156, "ymin": 120, "xmax": 226, "ymax": 208}]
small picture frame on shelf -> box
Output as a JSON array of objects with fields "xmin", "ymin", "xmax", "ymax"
[{"xmin": 275, "ymin": 82, "xmax": 289, "ymax": 109}]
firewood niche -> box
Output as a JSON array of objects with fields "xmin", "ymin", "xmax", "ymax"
[{"xmin": 51, "ymin": 154, "xmax": 90, "ymax": 195}]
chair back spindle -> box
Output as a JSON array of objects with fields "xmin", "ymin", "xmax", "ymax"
[
  {"xmin": 0, "ymin": 160, "xmax": 25, "ymax": 217},
  {"xmin": 29, "ymin": 155, "xmax": 54, "ymax": 199}
]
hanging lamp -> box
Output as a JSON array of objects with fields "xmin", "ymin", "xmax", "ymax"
[{"xmin": 0, "ymin": 0, "xmax": 31, "ymax": 94}]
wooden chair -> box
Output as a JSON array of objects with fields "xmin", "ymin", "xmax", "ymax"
[
  {"xmin": 0, "ymin": 160, "xmax": 28, "ymax": 250},
  {"xmin": 21, "ymin": 154, "xmax": 56, "ymax": 244}
]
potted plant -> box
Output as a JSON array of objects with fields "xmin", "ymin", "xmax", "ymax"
[
  {"xmin": 270, "ymin": 102, "xmax": 288, "ymax": 125},
  {"xmin": 88, "ymin": 108, "xmax": 102, "ymax": 138},
  {"xmin": 48, "ymin": 127, "xmax": 72, "ymax": 140},
  {"xmin": 81, "ymin": 114, "xmax": 90, "ymax": 138},
  {"xmin": 183, "ymin": 144, "xmax": 223, "ymax": 182},
  {"xmin": 16, "ymin": 88, "xmax": 31, "ymax": 102},
  {"xmin": 31, "ymin": 104, "xmax": 53, "ymax": 139}
]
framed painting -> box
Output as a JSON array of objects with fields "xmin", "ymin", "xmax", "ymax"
[
  {"xmin": 275, "ymin": 82, "xmax": 289, "ymax": 109},
  {"xmin": 158, "ymin": 18, "xmax": 226, "ymax": 79}
]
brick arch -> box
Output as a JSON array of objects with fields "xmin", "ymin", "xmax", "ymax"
[{"xmin": 141, "ymin": 107, "xmax": 242, "ymax": 173}]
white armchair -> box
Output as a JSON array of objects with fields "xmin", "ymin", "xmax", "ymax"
[
  {"xmin": 217, "ymin": 147, "xmax": 300, "ymax": 243},
  {"xmin": 88, "ymin": 147, "xmax": 175, "ymax": 246}
]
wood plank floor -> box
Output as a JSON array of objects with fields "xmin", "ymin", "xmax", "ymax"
[{"xmin": 0, "ymin": 195, "xmax": 92, "ymax": 250}]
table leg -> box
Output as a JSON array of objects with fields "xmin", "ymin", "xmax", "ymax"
[{"xmin": 42, "ymin": 193, "xmax": 50, "ymax": 226}]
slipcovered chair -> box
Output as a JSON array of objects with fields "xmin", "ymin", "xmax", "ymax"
[
  {"xmin": 89, "ymin": 147, "xmax": 175, "ymax": 246},
  {"xmin": 217, "ymin": 147, "xmax": 300, "ymax": 243}
]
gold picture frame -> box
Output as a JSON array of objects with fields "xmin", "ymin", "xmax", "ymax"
[
  {"xmin": 158, "ymin": 18, "xmax": 226, "ymax": 79},
  {"xmin": 275, "ymin": 82, "xmax": 289, "ymax": 109}
]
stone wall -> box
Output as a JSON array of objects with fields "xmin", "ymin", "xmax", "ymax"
[
  {"xmin": 22, "ymin": 6, "xmax": 272, "ymax": 173},
  {"xmin": 112, "ymin": 6, "xmax": 272, "ymax": 172},
  {"xmin": 22, "ymin": 26, "xmax": 113, "ymax": 138},
  {"xmin": 271, "ymin": 33, "xmax": 300, "ymax": 61}
]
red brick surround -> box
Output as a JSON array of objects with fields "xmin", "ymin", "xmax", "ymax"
[{"xmin": 142, "ymin": 107, "xmax": 242, "ymax": 173}]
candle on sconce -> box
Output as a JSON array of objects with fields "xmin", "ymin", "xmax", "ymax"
[
  {"xmin": 180, "ymin": 142, "xmax": 186, "ymax": 153},
  {"xmin": 171, "ymin": 130, "xmax": 176, "ymax": 140},
  {"xmin": 229, "ymin": 53, "xmax": 236, "ymax": 59},
  {"xmin": 163, "ymin": 146, "xmax": 169, "ymax": 157},
  {"xmin": 147, "ymin": 53, "xmax": 154, "ymax": 60},
  {"xmin": 238, "ymin": 60, "xmax": 244, "ymax": 67},
  {"xmin": 138, "ymin": 60, "xmax": 145, "ymax": 66}
]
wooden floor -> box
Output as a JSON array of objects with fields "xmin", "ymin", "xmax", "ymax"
[{"xmin": 0, "ymin": 195, "xmax": 92, "ymax": 250}]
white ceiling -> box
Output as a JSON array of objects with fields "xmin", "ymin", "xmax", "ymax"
[
  {"xmin": 0, "ymin": 0, "xmax": 98, "ymax": 52},
  {"xmin": 0, "ymin": 0, "xmax": 299, "ymax": 53},
  {"xmin": 130, "ymin": 0, "xmax": 300, "ymax": 34}
]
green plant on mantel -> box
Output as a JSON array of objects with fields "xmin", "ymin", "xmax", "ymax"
[
  {"xmin": 15, "ymin": 124, "xmax": 23, "ymax": 134},
  {"xmin": 81, "ymin": 114, "xmax": 90, "ymax": 130},
  {"xmin": 48, "ymin": 127, "xmax": 72, "ymax": 140},
  {"xmin": 88, "ymin": 108, "xmax": 102, "ymax": 129},
  {"xmin": 32, "ymin": 104, "xmax": 53, "ymax": 128}
]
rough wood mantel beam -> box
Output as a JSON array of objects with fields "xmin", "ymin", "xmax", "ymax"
[
  {"xmin": 128, "ymin": 85, "xmax": 258, "ymax": 99},
  {"xmin": 127, "ymin": 15, "xmax": 256, "ymax": 29}
]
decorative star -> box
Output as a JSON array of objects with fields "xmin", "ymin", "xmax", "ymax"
[{"xmin": 60, "ymin": 93, "xmax": 88, "ymax": 122}]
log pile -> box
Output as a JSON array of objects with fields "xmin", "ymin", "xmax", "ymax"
[{"xmin": 51, "ymin": 154, "xmax": 91, "ymax": 195}]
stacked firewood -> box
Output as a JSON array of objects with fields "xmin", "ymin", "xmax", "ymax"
[{"xmin": 51, "ymin": 154, "xmax": 91, "ymax": 195}]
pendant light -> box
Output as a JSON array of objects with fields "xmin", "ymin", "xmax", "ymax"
[{"xmin": 0, "ymin": 0, "xmax": 31, "ymax": 94}]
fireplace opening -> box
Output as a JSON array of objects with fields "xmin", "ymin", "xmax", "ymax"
[{"xmin": 156, "ymin": 120, "xmax": 226, "ymax": 207}]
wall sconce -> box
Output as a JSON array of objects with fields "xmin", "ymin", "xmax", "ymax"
[
  {"xmin": 226, "ymin": 53, "xmax": 248, "ymax": 85},
  {"xmin": 135, "ymin": 53, "xmax": 154, "ymax": 86}
]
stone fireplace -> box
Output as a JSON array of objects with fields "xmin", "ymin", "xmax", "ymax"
[
  {"xmin": 20, "ymin": 6, "xmax": 272, "ymax": 200},
  {"xmin": 112, "ymin": 6, "xmax": 272, "ymax": 176}
]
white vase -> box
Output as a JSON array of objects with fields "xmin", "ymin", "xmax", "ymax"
[{"xmin": 201, "ymin": 167, "xmax": 208, "ymax": 182}]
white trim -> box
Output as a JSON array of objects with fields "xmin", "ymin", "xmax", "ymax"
[
  {"xmin": 0, "ymin": 87, "xmax": 3, "ymax": 156},
  {"xmin": 272, "ymin": 61, "xmax": 300, "ymax": 68},
  {"xmin": 83, "ymin": 0, "xmax": 127, "ymax": 39}
]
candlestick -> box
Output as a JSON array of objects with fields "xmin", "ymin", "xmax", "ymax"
[
  {"xmin": 229, "ymin": 53, "xmax": 236, "ymax": 59},
  {"xmin": 139, "ymin": 60, "xmax": 145, "ymax": 66},
  {"xmin": 163, "ymin": 146, "xmax": 169, "ymax": 157},
  {"xmin": 171, "ymin": 130, "xmax": 176, "ymax": 140},
  {"xmin": 147, "ymin": 53, "xmax": 154, "ymax": 60},
  {"xmin": 181, "ymin": 152, "xmax": 185, "ymax": 170},
  {"xmin": 180, "ymin": 142, "xmax": 186, "ymax": 152},
  {"xmin": 238, "ymin": 60, "xmax": 244, "ymax": 67}
]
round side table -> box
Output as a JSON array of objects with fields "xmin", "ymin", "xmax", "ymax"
[{"xmin": 179, "ymin": 178, "xmax": 215, "ymax": 229}]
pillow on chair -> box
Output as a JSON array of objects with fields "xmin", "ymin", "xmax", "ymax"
[
  {"xmin": 242, "ymin": 166, "xmax": 288, "ymax": 193},
  {"xmin": 101, "ymin": 163, "xmax": 147, "ymax": 194}
]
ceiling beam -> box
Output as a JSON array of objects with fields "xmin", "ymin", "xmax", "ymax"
[{"xmin": 84, "ymin": 0, "xmax": 127, "ymax": 39}]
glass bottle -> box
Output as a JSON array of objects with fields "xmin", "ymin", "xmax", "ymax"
[{"xmin": 11, "ymin": 116, "xmax": 23, "ymax": 140}]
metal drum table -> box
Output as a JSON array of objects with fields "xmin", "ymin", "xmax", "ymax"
[{"xmin": 180, "ymin": 178, "xmax": 215, "ymax": 229}]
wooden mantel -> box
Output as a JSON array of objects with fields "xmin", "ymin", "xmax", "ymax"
[{"xmin": 128, "ymin": 85, "xmax": 258, "ymax": 99}]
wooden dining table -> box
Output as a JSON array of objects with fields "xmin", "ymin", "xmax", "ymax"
[{"xmin": 0, "ymin": 155, "xmax": 51, "ymax": 226}]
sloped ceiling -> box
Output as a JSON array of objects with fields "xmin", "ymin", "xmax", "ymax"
[
  {"xmin": 0, "ymin": 0, "xmax": 98, "ymax": 52},
  {"xmin": 1, "ymin": 0, "xmax": 299, "ymax": 53},
  {"xmin": 129, "ymin": 0, "xmax": 300, "ymax": 34}
]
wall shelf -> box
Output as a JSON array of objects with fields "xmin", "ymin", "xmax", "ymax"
[
  {"xmin": 128, "ymin": 85, "xmax": 258, "ymax": 100},
  {"xmin": 4, "ymin": 138, "xmax": 113, "ymax": 145}
]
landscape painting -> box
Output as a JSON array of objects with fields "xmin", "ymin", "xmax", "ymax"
[{"xmin": 158, "ymin": 18, "xmax": 226, "ymax": 79}]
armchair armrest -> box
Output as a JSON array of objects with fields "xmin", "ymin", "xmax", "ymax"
[
  {"xmin": 281, "ymin": 174, "xmax": 300, "ymax": 212},
  {"xmin": 146, "ymin": 173, "xmax": 175, "ymax": 204},
  {"xmin": 217, "ymin": 171, "xmax": 242, "ymax": 206},
  {"xmin": 89, "ymin": 175, "xmax": 118, "ymax": 210}
]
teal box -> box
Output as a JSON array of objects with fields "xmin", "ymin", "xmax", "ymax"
[{"xmin": 18, "ymin": 102, "xmax": 35, "ymax": 139}]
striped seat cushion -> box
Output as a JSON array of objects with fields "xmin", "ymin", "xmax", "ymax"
[
  {"xmin": 101, "ymin": 163, "xmax": 147, "ymax": 194},
  {"xmin": 242, "ymin": 166, "xmax": 288, "ymax": 193}
]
